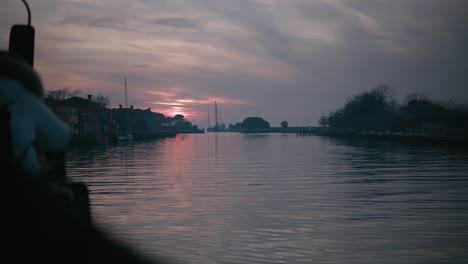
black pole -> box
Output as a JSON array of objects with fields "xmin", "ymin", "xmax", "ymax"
[{"xmin": 21, "ymin": 0, "xmax": 31, "ymax": 25}]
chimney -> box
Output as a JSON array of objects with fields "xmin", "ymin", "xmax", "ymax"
[{"xmin": 87, "ymin": 94, "xmax": 92, "ymax": 100}]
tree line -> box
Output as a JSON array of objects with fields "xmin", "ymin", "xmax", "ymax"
[{"xmin": 319, "ymin": 85, "xmax": 468, "ymax": 135}]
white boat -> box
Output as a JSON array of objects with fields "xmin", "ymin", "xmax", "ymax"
[
  {"xmin": 117, "ymin": 133, "xmax": 133, "ymax": 141},
  {"xmin": 117, "ymin": 131, "xmax": 133, "ymax": 141}
]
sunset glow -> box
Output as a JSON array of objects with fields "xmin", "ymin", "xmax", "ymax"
[{"xmin": 2, "ymin": 0, "xmax": 467, "ymax": 126}]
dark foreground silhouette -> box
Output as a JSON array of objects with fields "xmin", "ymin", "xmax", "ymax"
[{"xmin": 3, "ymin": 174, "xmax": 173, "ymax": 264}]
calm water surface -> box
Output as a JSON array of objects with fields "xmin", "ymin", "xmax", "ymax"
[{"xmin": 66, "ymin": 133, "xmax": 468, "ymax": 264}]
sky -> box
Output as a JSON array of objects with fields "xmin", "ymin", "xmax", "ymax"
[{"xmin": 2, "ymin": 0, "xmax": 467, "ymax": 127}]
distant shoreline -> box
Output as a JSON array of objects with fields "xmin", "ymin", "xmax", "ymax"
[
  {"xmin": 207, "ymin": 127, "xmax": 468, "ymax": 145},
  {"xmin": 207, "ymin": 127, "xmax": 322, "ymax": 134},
  {"xmin": 69, "ymin": 130, "xmax": 178, "ymax": 145},
  {"xmin": 69, "ymin": 127, "xmax": 468, "ymax": 146},
  {"xmin": 176, "ymin": 129, "xmax": 205, "ymax": 134},
  {"xmin": 310, "ymin": 128, "xmax": 468, "ymax": 146}
]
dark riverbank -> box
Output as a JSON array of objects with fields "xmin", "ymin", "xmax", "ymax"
[
  {"xmin": 212, "ymin": 127, "xmax": 468, "ymax": 145},
  {"xmin": 175, "ymin": 129, "xmax": 205, "ymax": 134},
  {"xmin": 207, "ymin": 127, "xmax": 322, "ymax": 134},
  {"xmin": 69, "ymin": 130, "xmax": 177, "ymax": 145},
  {"xmin": 313, "ymin": 128, "xmax": 468, "ymax": 145},
  {"xmin": 131, "ymin": 130, "xmax": 177, "ymax": 140},
  {"xmin": 315, "ymin": 86, "xmax": 468, "ymax": 146},
  {"xmin": 242, "ymin": 127, "xmax": 320, "ymax": 134}
]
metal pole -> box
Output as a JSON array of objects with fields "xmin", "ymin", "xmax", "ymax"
[{"xmin": 21, "ymin": 0, "xmax": 31, "ymax": 25}]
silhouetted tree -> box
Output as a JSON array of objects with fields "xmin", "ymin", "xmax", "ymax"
[
  {"xmin": 443, "ymin": 99, "xmax": 468, "ymax": 112},
  {"xmin": 174, "ymin": 114, "xmax": 184, "ymax": 121},
  {"xmin": 281, "ymin": 121, "xmax": 288, "ymax": 128},
  {"xmin": 92, "ymin": 93, "xmax": 110, "ymax": 107},
  {"xmin": 47, "ymin": 88, "xmax": 82, "ymax": 100},
  {"xmin": 327, "ymin": 85, "xmax": 398, "ymax": 130},
  {"xmin": 319, "ymin": 116, "xmax": 328, "ymax": 127},
  {"xmin": 154, "ymin": 112, "xmax": 165, "ymax": 129},
  {"xmin": 403, "ymin": 93, "xmax": 430, "ymax": 105},
  {"xmin": 232, "ymin": 122, "xmax": 244, "ymax": 129},
  {"xmin": 163, "ymin": 116, "xmax": 173, "ymax": 125},
  {"xmin": 323, "ymin": 84, "xmax": 468, "ymax": 135},
  {"xmin": 400, "ymin": 98, "xmax": 450, "ymax": 132},
  {"xmin": 242, "ymin": 117, "xmax": 270, "ymax": 129},
  {"xmin": 169, "ymin": 114, "xmax": 197, "ymax": 130}
]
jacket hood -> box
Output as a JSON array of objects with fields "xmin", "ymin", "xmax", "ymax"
[{"xmin": 0, "ymin": 79, "xmax": 25, "ymax": 107}]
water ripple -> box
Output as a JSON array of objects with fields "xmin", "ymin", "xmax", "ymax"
[{"xmin": 67, "ymin": 134, "xmax": 468, "ymax": 264}]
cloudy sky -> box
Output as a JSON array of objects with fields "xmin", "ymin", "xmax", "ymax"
[{"xmin": 2, "ymin": 0, "xmax": 467, "ymax": 127}]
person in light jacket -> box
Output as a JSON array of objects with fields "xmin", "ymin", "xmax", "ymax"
[
  {"xmin": 0, "ymin": 50, "xmax": 70, "ymax": 178},
  {"xmin": 0, "ymin": 51, "xmax": 172, "ymax": 264}
]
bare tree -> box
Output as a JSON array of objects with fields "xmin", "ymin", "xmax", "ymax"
[
  {"xmin": 92, "ymin": 93, "xmax": 110, "ymax": 107},
  {"xmin": 47, "ymin": 87, "xmax": 82, "ymax": 100},
  {"xmin": 70, "ymin": 89, "xmax": 83, "ymax": 98},
  {"xmin": 404, "ymin": 93, "xmax": 429, "ymax": 105}
]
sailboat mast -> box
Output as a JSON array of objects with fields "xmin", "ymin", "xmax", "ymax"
[
  {"xmin": 215, "ymin": 101, "xmax": 219, "ymax": 129},
  {"xmin": 125, "ymin": 77, "xmax": 128, "ymax": 108}
]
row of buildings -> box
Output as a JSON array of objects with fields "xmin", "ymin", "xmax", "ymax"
[{"xmin": 44, "ymin": 95, "xmax": 167, "ymax": 137}]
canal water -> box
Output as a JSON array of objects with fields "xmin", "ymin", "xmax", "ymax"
[{"xmin": 66, "ymin": 133, "xmax": 468, "ymax": 264}]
